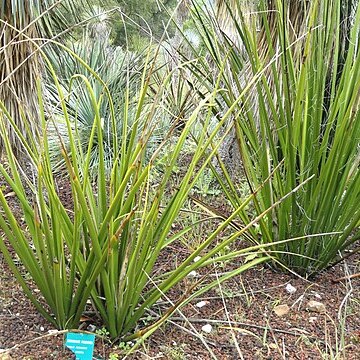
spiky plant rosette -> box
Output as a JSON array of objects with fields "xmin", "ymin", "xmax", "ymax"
[
  {"xmin": 45, "ymin": 35, "xmax": 147, "ymax": 177},
  {"xmin": 186, "ymin": 0, "xmax": 360, "ymax": 276}
]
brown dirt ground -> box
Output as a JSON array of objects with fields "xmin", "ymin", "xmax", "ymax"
[
  {"xmin": 1, "ymin": 244, "xmax": 359, "ymax": 359},
  {"xmin": 0, "ymin": 168, "xmax": 359, "ymax": 359}
]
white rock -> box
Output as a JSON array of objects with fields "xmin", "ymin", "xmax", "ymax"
[
  {"xmin": 310, "ymin": 291, "xmax": 322, "ymax": 299},
  {"xmin": 194, "ymin": 256, "xmax": 201, "ymax": 262},
  {"xmin": 87, "ymin": 324, "xmax": 96, "ymax": 332},
  {"xmin": 309, "ymin": 317, "xmax": 317, "ymax": 323},
  {"xmin": 286, "ymin": 283, "xmax": 297, "ymax": 294},
  {"xmin": 188, "ymin": 271, "xmax": 197, "ymax": 277},
  {"xmin": 40, "ymin": 326, "xmax": 45, "ymax": 331},
  {"xmin": 201, "ymin": 324, "xmax": 213, "ymax": 333},
  {"xmin": 195, "ymin": 301, "xmax": 209, "ymax": 308}
]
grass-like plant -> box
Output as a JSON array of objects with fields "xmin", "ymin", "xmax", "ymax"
[
  {"xmin": 186, "ymin": 0, "xmax": 360, "ymax": 276},
  {"xmin": 0, "ymin": 39, "xmax": 291, "ymax": 340}
]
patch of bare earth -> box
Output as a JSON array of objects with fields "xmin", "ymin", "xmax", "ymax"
[{"xmin": 1, "ymin": 246, "xmax": 359, "ymax": 359}]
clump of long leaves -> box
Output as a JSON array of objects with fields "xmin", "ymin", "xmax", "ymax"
[
  {"xmin": 0, "ymin": 41, "xmax": 285, "ymax": 340},
  {"xmin": 186, "ymin": 0, "xmax": 360, "ymax": 276},
  {"xmin": 45, "ymin": 34, "xmax": 149, "ymax": 177}
]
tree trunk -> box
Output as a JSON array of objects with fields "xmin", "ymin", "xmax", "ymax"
[{"xmin": 0, "ymin": 1, "xmax": 41, "ymax": 156}]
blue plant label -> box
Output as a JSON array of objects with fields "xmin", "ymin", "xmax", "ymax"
[{"xmin": 65, "ymin": 332, "xmax": 95, "ymax": 360}]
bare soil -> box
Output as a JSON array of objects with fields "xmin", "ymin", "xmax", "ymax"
[{"xmin": 1, "ymin": 243, "xmax": 359, "ymax": 359}]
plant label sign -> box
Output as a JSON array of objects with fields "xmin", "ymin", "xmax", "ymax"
[{"xmin": 65, "ymin": 332, "xmax": 95, "ymax": 360}]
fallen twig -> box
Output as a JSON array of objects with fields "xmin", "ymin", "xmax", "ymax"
[{"xmin": 332, "ymin": 272, "xmax": 360, "ymax": 283}]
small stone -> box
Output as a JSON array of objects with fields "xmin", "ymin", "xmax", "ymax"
[
  {"xmin": 285, "ymin": 283, "xmax": 297, "ymax": 294},
  {"xmin": 309, "ymin": 317, "xmax": 317, "ymax": 323},
  {"xmin": 273, "ymin": 304, "xmax": 290, "ymax": 317},
  {"xmin": 188, "ymin": 271, "xmax": 197, "ymax": 277},
  {"xmin": 195, "ymin": 301, "xmax": 209, "ymax": 308},
  {"xmin": 201, "ymin": 324, "xmax": 213, "ymax": 333},
  {"xmin": 306, "ymin": 300, "xmax": 326, "ymax": 313},
  {"xmin": 194, "ymin": 256, "xmax": 201, "ymax": 262},
  {"xmin": 87, "ymin": 324, "xmax": 96, "ymax": 332},
  {"xmin": 15, "ymin": 313, "xmax": 20, "ymax": 317},
  {"xmin": 40, "ymin": 326, "xmax": 45, "ymax": 331}
]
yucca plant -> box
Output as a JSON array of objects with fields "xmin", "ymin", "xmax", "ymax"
[
  {"xmin": 0, "ymin": 39, "xmax": 296, "ymax": 340},
  {"xmin": 45, "ymin": 33, "xmax": 147, "ymax": 177},
  {"xmin": 186, "ymin": 0, "xmax": 360, "ymax": 276}
]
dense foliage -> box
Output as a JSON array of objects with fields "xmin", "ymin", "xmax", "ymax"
[
  {"xmin": 187, "ymin": 0, "xmax": 360, "ymax": 275},
  {"xmin": 0, "ymin": 0, "xmax": 359, "ymax": 347},
  {"xmin": 115, "ymin": 0, "xmax": 177, "ymax": 45}
]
